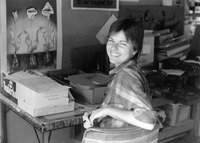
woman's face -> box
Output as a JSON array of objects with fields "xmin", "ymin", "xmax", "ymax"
[{"xmin": 106, "ymin": 31, "xmax": 137, "ymax": 67}]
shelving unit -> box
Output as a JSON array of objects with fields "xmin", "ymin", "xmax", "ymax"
[
  {"xmin": 152, "ymin": 97, "xmax": 200, "ymax": 142},
  {"xmin": 186, "ymin": 13, "xmax": 200, "ymax": 17},
  {"xmin": 157, "ymin": 99, "xmax": 200, "ymax": 142},
  {"xmin": 159, "ymin": 120, "xmax": 194, "ymax": 142}
]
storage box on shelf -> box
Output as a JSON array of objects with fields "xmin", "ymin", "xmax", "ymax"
[
  {"xmin": 162, "ymin": 103, "xmax": 191, "ymax": 126},
  {"xmin": 151, "ymin": 98, "xmax": 195, "ymax": 142}
]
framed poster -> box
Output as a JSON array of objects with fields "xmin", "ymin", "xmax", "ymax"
[
  {"xmin": 0, "ymin": 0, "xmax": 62, "ymax": 75},
  {"xmin": 71, "ymin": 0, "xmax": 119, "ymax": 11}
]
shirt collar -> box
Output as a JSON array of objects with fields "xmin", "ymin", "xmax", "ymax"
[{"xmin": 109, "ymin": 60, "xmax": 137, "ymax": 75}]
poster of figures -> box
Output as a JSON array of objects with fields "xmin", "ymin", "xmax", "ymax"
[{"xmin": 5, "ymin": 0, "xmax": 62, "ymax": 73}]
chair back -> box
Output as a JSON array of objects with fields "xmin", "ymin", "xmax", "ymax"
[{"xmin": 82, "ymin": 124, "xmax": 159, "ymax": 143}]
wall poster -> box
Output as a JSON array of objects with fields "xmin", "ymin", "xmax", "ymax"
[
  {"xmin": 0, "ymin": 0, "xmax": 62, "ymax": 75},
  {"xmin": 71, "ymin": 0, "xmax": 119, "ymax": 11}
]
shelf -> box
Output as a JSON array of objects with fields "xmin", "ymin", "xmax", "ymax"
[
  {"xmin": 158, "ymin": 119, "xmax": 194, "ymax": 141},
  {"xmin": 185, "ymin": 13, "xmax": 200, "ymax": 17}
]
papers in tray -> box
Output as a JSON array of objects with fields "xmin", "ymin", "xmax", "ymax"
[
  {"xmin": 68, "ymin": 73, "xmax": 109, "ymax": 89},
  {"xmin": 162, "ymin": 69, "xmax": 185, "ymax": 76}
]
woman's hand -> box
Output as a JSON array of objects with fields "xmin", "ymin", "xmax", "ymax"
[
  {"xmin": 82, "ymin": 107, "xmax": 108, "ymax": 129},
  {"xmin": 83, "ymin": 112, "xmax": 93, "ymax": 129},
  {"xmin": 89, "ymin": 107, "xmax": 108, "ymax": 126}
]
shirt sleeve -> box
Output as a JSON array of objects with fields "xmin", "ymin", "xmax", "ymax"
[
  {"xmin": 115, "ymin": 69, "xmax": 152, "ymax": 110},
  {"xmin": 115, "ymin": 70, "xmax": 156, "ymax": 124}
]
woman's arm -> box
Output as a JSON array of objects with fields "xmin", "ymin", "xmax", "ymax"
[{"xmin": 89, "ymin": 106, "xmax": 156, "ymax": 130}]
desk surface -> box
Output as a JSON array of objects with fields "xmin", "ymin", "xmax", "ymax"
[
  {"xmin": 1, "ymin": 87, "xmax": 199, "ymax": 133},
  {"xmin": 1, "ymin": 91, "xmax": 200, "ymax": 143},
  {"xmin": 0, "ymin": 93, "xmax": 98, "ymax": 132},
  {"xmin": 0, "ymin": 91, "xmax": 174, "ymax": 133}
]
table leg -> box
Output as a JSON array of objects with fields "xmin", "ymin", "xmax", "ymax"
[
  {"xmin": 191, "ymin": 102, "xmax": 200, "ymax": 137},
  {"xmin": 48, "ymin": 131, "xmax": 52, "ymax": 143},
  {"xmin": 34, "ymin": 127, "xmax": 41, "ymax": 143},
  {"xmin": 1, "ymin": 102, "xmax": 7, "ymax": 143},
  {"xmin": 41, "ymin": 133, "xmax": 44, "ymax": 143},
  {"xmin": 33, "ymin": 127, "xmax": 52, "ymax": 143}
]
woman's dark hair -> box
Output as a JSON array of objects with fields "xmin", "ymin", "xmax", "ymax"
[{"xmin": 108, "ymin": 18, "xmax": 144, "ymax": 60}]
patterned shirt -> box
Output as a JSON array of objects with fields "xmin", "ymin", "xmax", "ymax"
[{"xmin": 100, "ymin": 60, "xmax": 156, "ymax": 128}]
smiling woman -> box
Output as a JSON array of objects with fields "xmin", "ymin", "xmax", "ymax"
[{"xmin": 82, "ymin": 18, "xmax": 158, "ymax": 142}]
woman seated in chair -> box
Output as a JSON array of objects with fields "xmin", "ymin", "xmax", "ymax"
[{"xmin": 83, "ymin": 18, "xmax": 157, "ymax": 131}]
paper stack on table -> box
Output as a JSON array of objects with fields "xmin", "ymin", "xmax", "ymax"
[{"xmin": 3, "ymin": 71, "xmax": 74, "ymax": 117}]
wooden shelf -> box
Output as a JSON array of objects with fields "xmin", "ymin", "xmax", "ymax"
[
  {"xmin": 185, "ymin": 13, "xmax": 200, "ymax": 17},
  {"xmin": 158, "ymin": 119, "xmax": 194, "ymax": 141}
]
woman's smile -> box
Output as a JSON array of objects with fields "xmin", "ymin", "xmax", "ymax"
[{"xmin": 110, "ymin": 52, "xmax": 120, "ymax": 57}]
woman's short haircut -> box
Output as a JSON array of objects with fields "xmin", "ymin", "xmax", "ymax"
[{"xmin": 108, "ymin": 18, "xmax": 144, "ymax": 60}]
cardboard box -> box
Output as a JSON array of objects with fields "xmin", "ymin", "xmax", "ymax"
[
  {"xmin": 138, "ymin": 34, "xmax": 155, "ymax": 67},
  {"xmin": 176, "ymin": 104, "xmax": 191, "ymax": 124},
  {"xmin": 3, "ymin": 71, "xmax": 71, "ymax": 108},
  {"xmin": 70, "ymin": 86, "xmax": 107, "ymax": 104},
  {"xmin": 18, "ymin": 99, "xmax": 75, "ymax": 117},
  {"xmin": 68, "ymin": 73, "xmax": 109, "ymax": 104},
  {"xmin": 163, "ymin": 103, "xmax": 191, "ymax": 126},
  {"xmin": 162, "ymin": 0, "xmax": 183, "ymax": 6}
]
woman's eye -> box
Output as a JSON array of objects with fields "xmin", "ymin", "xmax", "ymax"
[
  {"xmin": 108, "ymin": 39, "xmax": 114, "ymax": 43},
  {"xmin": 107, "ymin": 41, "xmax": 115, "ymax": 45},
  {"xmin": 119, "ymin": 42, "xmax": 127, "ymax": 47}
]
